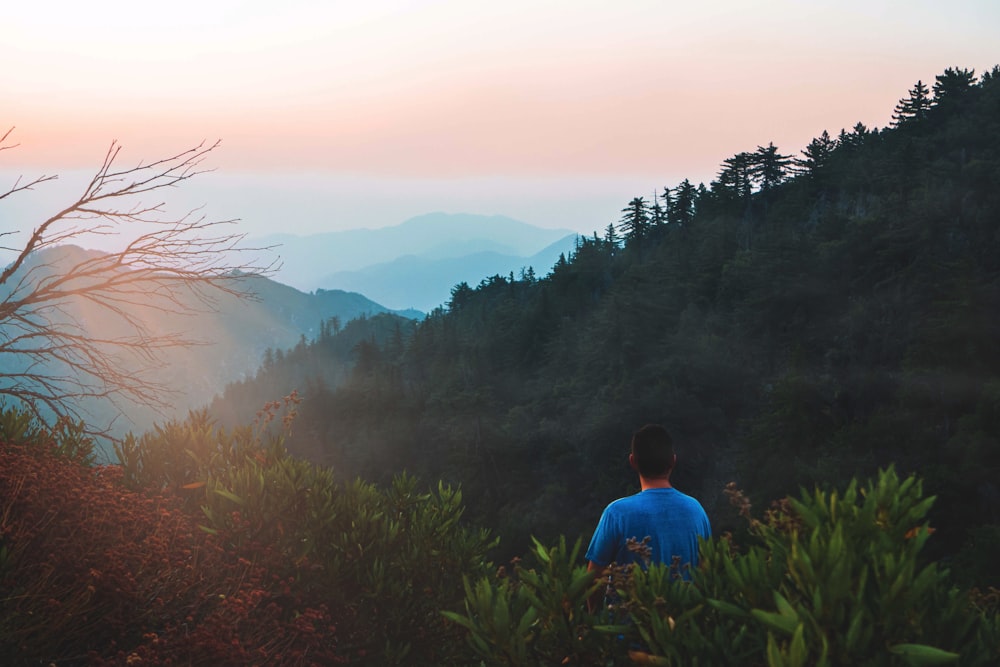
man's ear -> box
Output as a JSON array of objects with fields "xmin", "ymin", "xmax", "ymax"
[
  {"xmin": 670, "ymin": 453, "xmax": 677, "ymax": 471},
  {"xmin": 629, "ymin": 453, "xmax": 638, "ymax": 471}
]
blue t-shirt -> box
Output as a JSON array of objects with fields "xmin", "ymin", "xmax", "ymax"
[{"xmin": 585, "ymin": 487, "xmax": 711, "ymax": 577}]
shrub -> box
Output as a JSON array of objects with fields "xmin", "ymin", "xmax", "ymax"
[
  {"xmin": 1, "ymin": 404, "xmax": 495, "ymax": 665},
  {"xmin": 445, "ymin": 468, "xmax": 1000, "ymax": 666},
  {"xmin": 116, "ymin": 405, "xmax": 497, "ymax": 665},
  {"xmin": 444, "ymin": 536, "xmax": 626, "ymax": 666}
]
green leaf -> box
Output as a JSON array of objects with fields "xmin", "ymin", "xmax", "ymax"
[
  {"xmin": 441, "ymin": 610, "xmax": 476, "ymax": 632},
  {"xmin": 887, "ymin": 643, "xmax": 960, "ymax": 665},
  {"xmin": 706, "ymin": 598, "xmax": 750, "ymax": 618},
  {"xmin": 773, "ymin": 591, "xmax": 799, "ymax": 620},
  {"xmin": 844, "ymin": 609, "xmax": 865, "ymax": 651},
  {"xmin": 531, "ymin": 536, "xmax": 551, "ymax": 564},
  {"xmin": 766, "ymin": 632, "xmax": 785, "ymax": 666},
  {"xmin": 212, "ymin": 487, "xmax": 246, "ymax": 506},
  {"xmin": 788, "ymin": 623, "xmax": 808, "ymax": 667},
  {"xmin": 751, "ymin": 609, "xmax": 799, "ymax": 636}
]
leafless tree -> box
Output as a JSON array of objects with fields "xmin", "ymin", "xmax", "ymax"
[{"xmin": 0, "ymin": 127, "xmax": 276, "ymax": 438}]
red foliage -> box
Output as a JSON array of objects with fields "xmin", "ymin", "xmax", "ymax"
[{"xmin": 0, "ymin": 440, "xmax": 347, "ymax": 665}]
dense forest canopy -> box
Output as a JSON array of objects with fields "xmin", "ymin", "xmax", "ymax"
[{"xmin": 211, "ymin": 65, "xmax": 1000, "ymax": 585}]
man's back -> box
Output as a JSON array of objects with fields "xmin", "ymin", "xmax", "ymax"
[{"xmin": 585, "ymin": 487, "xmax": 710, "ymax": 577}]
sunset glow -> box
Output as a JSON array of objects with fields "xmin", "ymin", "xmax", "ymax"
[{"xmin": 5, "ymin": 0, "xmax": 1000, "ymax": 234}]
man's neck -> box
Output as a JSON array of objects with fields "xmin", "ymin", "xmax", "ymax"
[{"xmin": 639, "ymin": 475, "xmax": 672, "ymax": 491}]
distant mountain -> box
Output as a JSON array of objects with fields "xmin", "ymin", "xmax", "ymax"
[
  {"xmin": 315, "ymin": 233, "xmax": 580, "ymax": 311},
  {"xmin": 0, "ymin": 245, "xmax": 419, "ymax": 446},
  {"xmin": 255, "ymin": 212, "xmax": 576, "ymax": 293}
]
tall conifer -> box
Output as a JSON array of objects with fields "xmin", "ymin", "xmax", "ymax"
[{"xmin": 891, "ymin": 80, "xmax": 931, "ymax": 126}]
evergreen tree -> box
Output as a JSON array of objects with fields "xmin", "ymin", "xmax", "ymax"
[
  {"xmin": 795, "ymin": 130, "xmax": 837, "ymax": 179},
  {"xmin": 617, "ymin": 196, "xmax": 651, "ymax": 242},
  {"xmin": 891, "ymin": 80, "xmax": 931, "ymax": 126},
  {"xmin": 604, "ymin": 223, "xmax": 619, "ymax": 249},
  {"xmin": 650, "ymin": 189, "xmax": 667, "ymax": 232},
  {"xmin": 668, "ymin": 178, "xmax": 698, "ymax": 227},
  {"xmin": 262, "ymin": 348, "xmax": 276, "ymax": 372},
  {"xmin": 932, "ymin": 67, "xmax": 977, "ymax": 103},
  {"xmin": 750, "ymin": 142, "xmax": 792, "ymax": 193},
  {"xmin": 448, "ymin": 282, "xmax": 474, "ymax": 311},
  {"xmin": 715, "ymin": 152, "xmax": 754, "ymax": 201},
  {"xmin": 838, "ymin": 122, "xmax": 869, "ymax": 150}
]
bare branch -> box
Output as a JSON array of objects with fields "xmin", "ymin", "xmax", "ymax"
[
  {"xmin": 0, "ymin": 128, "xmax": 278, "ymax": 441},
  {"xmin": 0, "ymin": 127, "xmax": 17, "ymax": 151}
]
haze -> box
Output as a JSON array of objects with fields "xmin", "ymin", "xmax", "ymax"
[{"xmin": 4, "ymin": 0, "xmax": 999, "ymax": 237}]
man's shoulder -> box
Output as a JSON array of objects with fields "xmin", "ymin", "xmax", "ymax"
[
  {"xmin": 604, "ymin": 491, "xmax": 645, "ymax": 510},
  {"xmin": 612, "ymin": 488, "xmax": 708, "ymax": 514},
  {"xmin": 669, "ymin": 488, "xmax": 708, "ymax": 508}
]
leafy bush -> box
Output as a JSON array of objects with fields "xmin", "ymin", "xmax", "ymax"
[
  {"xmin": 123, "ymin": 402, "xmax": 497, "ymax": 664},
  {"xmin": 445, "ymin": 468, "xmax": 1000, "ymax": 666},
  {"xmin": 1, "ymin": 404, "xmax": 495, "ymax": 665},
  {"xmin": 0, "ymin": 403, "xmax": 96, "ymax": 464},
  {"xmin": 444, "ymin": 536, "xmax": 623, "ymax": 666}
]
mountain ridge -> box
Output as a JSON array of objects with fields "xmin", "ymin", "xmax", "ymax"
[
  {"xmin": 315, "ymin": 232, "xmax": 580, "ymax": 311},
  {"xmin": 254, "ymin": 211, "xmax": 576, "ymax": 294},
  {"xmin": 1, "ymin": 244, "xmax": 420, "ymax": 445}
]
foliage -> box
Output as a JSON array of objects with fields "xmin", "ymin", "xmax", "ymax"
[
  {"xmin": 445, "ymin": 468, "xmax": 1000, "ymax": 665},
  {"xmin": 128, "ymin": 405, "xmax": 495, "ymax": 664},
  {"xmin": 1, "ymin": 405, "xmax": 494, "ymax": 665},
  {"xmin": 700, "ymin": 468, "xmax": 994, "ymax": 666},
  {"xmin": 443, "ymin": 536, "xmax": 624, "ymax": 666},
  {"xmin": 0, "ymin": 408, "xmax": 348, "ymax": 665},
  {"xmin": 0, "ymin": 402, "xmax": 97, "ymax": 464}
]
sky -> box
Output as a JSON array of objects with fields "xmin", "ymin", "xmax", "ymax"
[{"xmin": 3, "ymin": 0, "xmax": 1000, "ymax": 239}]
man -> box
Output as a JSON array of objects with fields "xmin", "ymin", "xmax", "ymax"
[{"xmin": 585, "ymin": 424, "xmax": 711, "ymax": 581}]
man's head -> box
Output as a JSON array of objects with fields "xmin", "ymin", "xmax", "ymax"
[{"xmin": 629, "ymin": 424, "xmax": 676, "ymax": 480}]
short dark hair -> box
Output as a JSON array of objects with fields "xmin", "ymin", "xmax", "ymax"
[{"xmin": 631, "ymin": 424, "xmax": 675, "ymax": 478}]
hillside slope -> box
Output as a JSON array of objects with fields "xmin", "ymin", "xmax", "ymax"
[
  {"xmin": 211, "ymin": 67, "xmax": 1000, "ymax": 582},
  {"xmin": 0, "ymin": 246, "xmax": 418, "ymax": 447}
]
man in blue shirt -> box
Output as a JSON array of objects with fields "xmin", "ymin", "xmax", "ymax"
[{"xmin": 586, "ymin": 424, "xmax": 711, "ymax": 582}]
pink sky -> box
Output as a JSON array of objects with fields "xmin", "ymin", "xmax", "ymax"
[{"xmin": 4, "ymin": 0, "xmax": 999, "ymax": 236}]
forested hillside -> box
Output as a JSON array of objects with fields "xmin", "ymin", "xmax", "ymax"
[
  {"xmin": 0, "ymin": 243, "xmax": 418, "ymax": 446},
  {"xmin": 211, "ymin": 66, "xmax": 1000, "ymax": 585}
]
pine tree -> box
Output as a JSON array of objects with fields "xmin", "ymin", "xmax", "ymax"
[
  {"xmin": 617, "ymin": 196, "xmax": 651, "ymax": 242},
  {"xmin": 650, "ymin": 189, "xmax": 668, "ymax": 232},
  {"xmin": 795, "ymin": 130, "xmax": 837, "ymax": 179},
  {"xmin": 448, "ymin": 282, "xmax": 474, "ymax": 311},
  {"xmin": 604, "ymin": 223, "xmax": 619, "ymax": 248},
  {"xmin": 668, "ymin": 178, "xmax": 697, "ymax": 227},
  {"xmin": 751, "ymin": 142, "xmax": 792, "ymax": 193},
  {"xmin": 891, "ymin": 80, "xmax": 931, "ymax": 126},
  {"xmin": 932, "ymin": 67, "xmax": 976, "ymax": 103},
  {"xmin": 838, "ymin": 122, "xmax": 869, "ymax": 150},
  {"xmin": 716, "ymin": 152, "xmax": 754, "ymax": 201}
]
